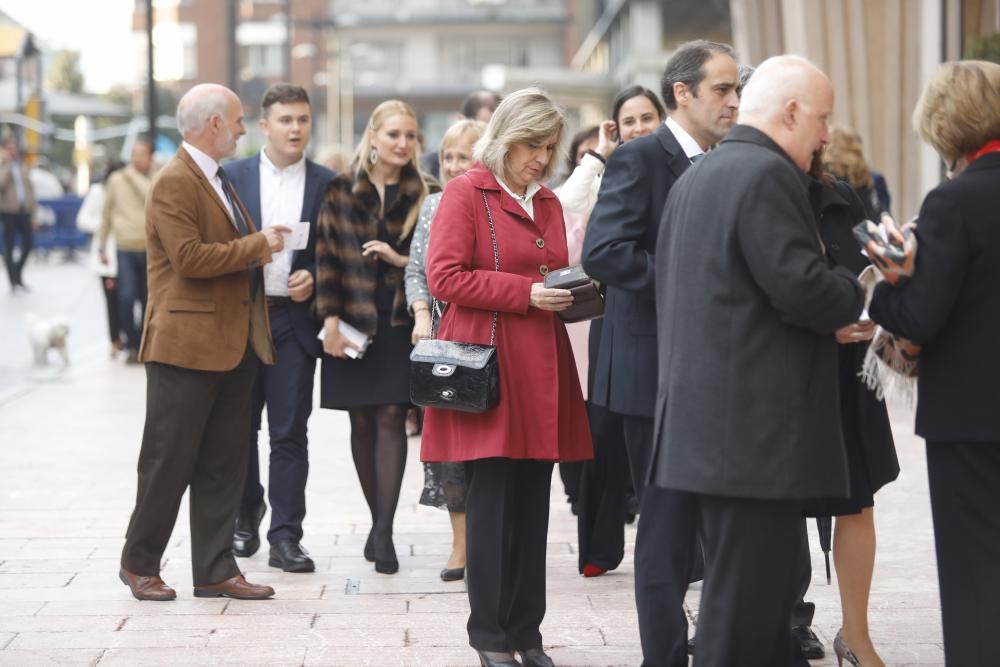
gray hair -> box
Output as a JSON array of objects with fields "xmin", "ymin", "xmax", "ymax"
[
  {"xmin": 738, "ymin": 55, "xmax": 820, "ymax": 122},
  {"xmin": 474, "ymin": 87, "xmax": 567, "ymax": 183},
  {"xmin": 176, "ymin": 85, "xmax": 232, "ymax": 135}
]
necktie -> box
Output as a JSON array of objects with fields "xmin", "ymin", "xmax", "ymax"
[
  {"xmin": 215, "ymin": 166, "xmax": 258, "ymax": 298},
  {"xmin": 690, "ymin": 153, "xmax": 704, "ymax": 164},
  {"xmin": 216, "ymin": 167, "xmax": 249, "ymax": 236}
]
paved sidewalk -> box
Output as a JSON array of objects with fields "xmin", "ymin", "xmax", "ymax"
[{"xmin": 0, "ymin": 262, "xmax": 944, "ymax": 666}]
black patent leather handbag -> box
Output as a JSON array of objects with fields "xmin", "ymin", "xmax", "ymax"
[{"xmin": 409, "ymin": 190, "xmax": 501, "ymax": 413}]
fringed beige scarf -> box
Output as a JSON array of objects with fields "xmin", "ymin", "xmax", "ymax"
[{"xmin": 856, "ymin": 266, "xmax": 920, "ymax": 404}]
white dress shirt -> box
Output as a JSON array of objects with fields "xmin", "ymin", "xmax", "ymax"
[
  {"xmin": 665, "ymin": 116, "xmax": 705, "ymax": 162},
  {"xmin": 259, "ymin": 149, "xmax": 306, "ymax": 297},
  {"xmin": 496, "ymin": 177, "xmax": 542, "ymax": 220},
  {"xmin": 182, "ymin": 141, "xmax": 236, "ymax": 223}
]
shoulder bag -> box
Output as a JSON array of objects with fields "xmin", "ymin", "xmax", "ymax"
[{"xmin": 409, "ymin": 190, "xmax": 500, "ymax": 412}]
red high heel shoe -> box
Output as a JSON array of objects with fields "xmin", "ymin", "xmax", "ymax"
[{"xmin": 582, "ymin": 564, "xmax": 607, "ymax": 578}]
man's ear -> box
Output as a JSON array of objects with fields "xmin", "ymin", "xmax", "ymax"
[
  {"xmin": 258, "ymin": 116, "xmax": 268, "ymax": 132},
  {"xmin": 783, "ymin": 99, "xmax": 799, "ymax": 129},
  {"xmin": 673, "ymin": 81, "xmax": 690, "ymax": 108}
]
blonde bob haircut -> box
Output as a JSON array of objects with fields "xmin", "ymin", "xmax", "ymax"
[
  {"xmin": 474, "ymin": 87, "xmax": 567, "ymax": 183},
  {"xmin": 823, "ymin": 126, "xmax": 873, "ymax": 191},
  {"xmin": 912, "ymin": 60, "xmax": 1000, "ymax": 163},
  {"xmin": 353, "ymin": 99, "xmax": 431, "ymax": 240},
  {"xmin": 438, "ymin": 119, "xmax": 486, "ymax": 185}
]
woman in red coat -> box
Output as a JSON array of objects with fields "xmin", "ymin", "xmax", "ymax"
[{"xmin": 423, "ymin": 88, "xmax": 592, "ymax": 667}]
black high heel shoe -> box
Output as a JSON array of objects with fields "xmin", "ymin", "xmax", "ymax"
[
  {"xmin": 518, "ymin": 648, "xmax": 555, "ymax": 667},
  {"xmin": 363, "ymin": 530, "xmax": 375, "ymax": 563},
  {"xmin": 833, "ymin": 629, "xmax": 861, "ymax": 666},
  {"xmin": 475, "ymin": 650, "xmax": 520, "ymax": 667},
  {"xmin": 373, "ymin": 535, "xmax": 398, "ymax": 574}
]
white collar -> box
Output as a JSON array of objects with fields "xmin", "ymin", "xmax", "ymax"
[
  {"xmin": 496, "ymin": 177, "xmax": 542, "ymax": 204},
  {"xmin": 182, "ymin": 142, "xmax": 222, "ymax": 180},
  {"xmin": 665, "ymin": 117, "xmax": 705, "ymax": 161},
  {"xmin": 259, "ymin": 148, "xmax": 306, "ymax": 175}
]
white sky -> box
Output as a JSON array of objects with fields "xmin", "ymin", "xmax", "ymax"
[{"xmin": 1, "ymin": 0, "xmax": 136, "ymax": 93}]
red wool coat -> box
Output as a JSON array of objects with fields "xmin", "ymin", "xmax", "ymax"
[{"xmin": 421, "ymin": 164, "xmax": 593, "ymax": 463}]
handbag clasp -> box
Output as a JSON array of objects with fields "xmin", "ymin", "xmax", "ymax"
[{"xmin": 433, "ymin": 364, "xmax": 457, "ymax": 377}]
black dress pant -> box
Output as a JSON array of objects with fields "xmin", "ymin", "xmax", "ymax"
[
  {"xmin": 1, "ymin": 211, "xmax": 32, "ymax": 287},
  {"xmin": 623, "ymin": 415, "xmax": 654, "ymax": 505},
  {"xmin": 577, "ymin": 401, "xmax": 627, "ymax": 572},
  {"xmin": 693, "ymin": 493, "xmax": 804, "ymax": 667},
  {"xmin": 635, "ymin": 485, "xmax": 702, "ymax": 667},
  {"xmin": 926, "ymin": 440, "xmax": 1000, "ymax": 666},
  {"xmin": 241, "ymin": 305, "xmax": 316, "ymax": 544},
  {"xmin": 121, "ymin": 347, "xmax": 256, "ymax": 585},
  {"xmin": 465, "ymin": 458, "xmax": 554, "ymax": 652}
]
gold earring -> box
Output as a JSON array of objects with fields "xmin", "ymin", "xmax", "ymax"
[{"xmin": 369, "ymin": 147, "xmax": 378, "ymax": 165}]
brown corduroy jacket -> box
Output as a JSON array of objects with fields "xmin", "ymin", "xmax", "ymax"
[
  {"xmin": 139, "ymin": 146, "xmax": 275, "ymax": 370},
  {"xmin": 315, "ymin": 163, "xmax": 438, "ymax": 336}
]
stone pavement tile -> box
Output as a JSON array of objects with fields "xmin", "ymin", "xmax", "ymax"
[
  {"xmin": 98, "ymin": 646, "xmax": 308, "ymax": 666},
  {"xmin": 0, "ymin": 601, "xmax": 44, "ymax": 617},
  {"xmin": 219, "ymin": 597, "xmax": 408, "ymax": 615},
  {"xmin": 304, "ymin": 646, "xmax": 476, "ymax": 667},
  {"xmin": 545, "ymin": 646, "xmax": 644, "ymax": 666},
  {"xmin": 0, "ymin": 558, "xmax": 118, "ymax": 574},
  {"xmin": 7, "ymin": 629, "xmax": 211, "ymax": 650},
  {"xmin": 0, "ymin": 615, "xmax": 122, "ymax": 632},
  {"xmin": 0, "ymin": 540, "xmax": 29, "ymax": 558},
  {"xmin": 37, "ymin": 599, "xmax": 228, "ymax": 616},
  {"xmin": 0, "ymin": 649, "xmax": 104, "ymax": 666},
  {"xmin": 207, "ymin": 625, "xmax": 404, "ymax": 649},
  {"xmin": 123, "ymin": 612, "xmax": 313, "ymax": 631},
  {"xmin": 12, "ymin": 538, "xmax": 122, "ymax": 560},
  {"xmin": 0, "ymin": 573, "xmax": 75, "ymax": 589}
]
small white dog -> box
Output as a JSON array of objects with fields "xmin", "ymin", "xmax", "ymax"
[{"xmin": 26, "ymin": 313, "xmax": 71, "ymax": 366}]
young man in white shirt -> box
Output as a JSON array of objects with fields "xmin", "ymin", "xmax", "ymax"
[{"xmin": 226, "ymin": 84, "xmax": 335, "ymax": 572}]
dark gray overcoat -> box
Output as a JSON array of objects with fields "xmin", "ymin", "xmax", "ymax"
[{"xmin": 650, "ymin": 125, "xmax": 864, "ymax": 500}]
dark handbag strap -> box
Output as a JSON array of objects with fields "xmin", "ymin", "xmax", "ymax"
[
  {"xmin": 481, "ymin": 190, "xmax": 500, "ymax": 347},
  {"xmin": 432, "ymin": 189, "xmax": 500, "ymax": 346}
]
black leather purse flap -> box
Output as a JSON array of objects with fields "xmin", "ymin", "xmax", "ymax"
[
  {"xmin": 410, "ymin": 339, "xmax": 496, "ymax": 370},
  {"xmin": 544, "ymin": 264, "xmax": 591, "ymax": 290}
]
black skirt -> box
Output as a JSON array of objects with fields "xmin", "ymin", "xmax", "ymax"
[
  {"xmin": 320, "ymin": 321, "xmax": 413, "ymax": 409},
  {"xmin": 805, "ymin": 345, "xmax": 899, "ymax": 517}
]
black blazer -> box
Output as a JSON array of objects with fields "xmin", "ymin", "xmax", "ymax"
[
  {"xmin": 225, "ymin": 153, "xmax": 335, "ymax": 358},
  {"xmin": 582, "ymin": 124, "xmax": 692, "ymax": 417},
  {"xmin": 814, "ymin": 179, "xmax": 899, "ymax": 493},
  {"xmin": 650, "ymin": 125, "xmax": 863, "ymax": 500},
  {"xmin": 870, "ymin": 152, "xmax": 1000, "ymax": 442}
]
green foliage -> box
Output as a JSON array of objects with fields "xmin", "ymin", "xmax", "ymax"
[
  {"xmin": 965, "ymin": 32, "xmax": 1000, "ymax": 64},
  {"xmin": 46, "ymin": 50, "xmax": 85, "ymax": 94}
]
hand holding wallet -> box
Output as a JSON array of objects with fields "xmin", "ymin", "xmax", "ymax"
[
  {"xmin": 852, "ymin": 219, "xmax": 917, "ymax": 286},
  {"xmin": 543, "ymin": 265, "xmax": 604, "ymax": 323}
]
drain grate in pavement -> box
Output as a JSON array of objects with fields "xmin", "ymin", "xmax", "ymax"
[{"xmin": 345, "ymin": 577, "xmax": 360, "ymax": 595}]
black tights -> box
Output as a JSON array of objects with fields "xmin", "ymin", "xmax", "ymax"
[{"xmin": 349, "ymin": 404, "xmax": 408, "ymax": 559}]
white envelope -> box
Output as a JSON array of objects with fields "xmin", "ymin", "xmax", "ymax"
[{"xmin": 283, "ymin": 222, "xmax": 310, "ymax": 251}]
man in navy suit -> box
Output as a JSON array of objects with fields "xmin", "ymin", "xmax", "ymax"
[
  {"xmin": 227, "ymin": 84, "xmax": 334, "ymax": 571},
  {"xmin": 583, "ymin": 41, "xmax": 740, "ymax": 666}
]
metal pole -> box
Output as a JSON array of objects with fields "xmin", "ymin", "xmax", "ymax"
[
  {"xmin": 145, "ymin": 0, "xmax": 157, "ymax": 146},
  {"xmin": 285, "ymin": 0, "xmax": 294, "ymax": 82},
  {"xmin": 227, "ymin": 0, "xmax": 239, "ymax": 93}
]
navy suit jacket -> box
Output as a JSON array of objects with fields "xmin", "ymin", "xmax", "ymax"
[
  {"xmin": 582, "ymin": 124, "xmax": 691, "ymax": 417},
  {"xmin": 225, "ymin": 153, "xmax": 335, "ymax": 358}
]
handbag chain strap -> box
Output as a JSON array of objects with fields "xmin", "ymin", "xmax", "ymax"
[{"xmin": 481, "ymin": 190, "xmax": 500, "ymax": 347}]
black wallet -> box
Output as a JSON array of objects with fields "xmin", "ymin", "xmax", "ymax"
[{"xmin": 544, "ymin": 265, "xmax": 605, "ymax": 323}]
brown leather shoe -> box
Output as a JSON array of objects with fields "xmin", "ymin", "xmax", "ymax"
[
  {"xmin": 193, "ymin": 574, "xmax": 274, "ymax": 600},
  {"xmin": 119, "ymin": 568, "xmax": 177, "ymax": 601}
]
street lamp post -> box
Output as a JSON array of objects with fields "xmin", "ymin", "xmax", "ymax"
[{"xmin": 145, "ymin": 0, "xmax": 157, "ymax": 146}]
